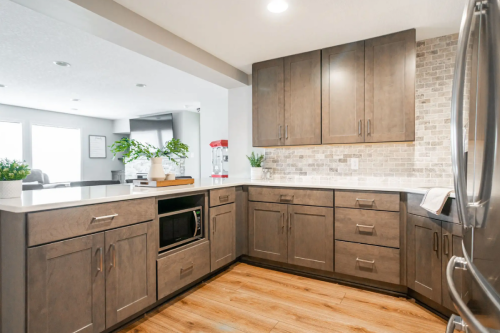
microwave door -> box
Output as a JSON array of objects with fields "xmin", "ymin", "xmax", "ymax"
[{"xmin": 159, "ymin": 207, "xmax": 202, "ymax": 251}]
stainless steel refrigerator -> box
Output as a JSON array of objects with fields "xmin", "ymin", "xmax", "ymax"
[{"xmin": 447, "ymin": 0, "xmax": 500, "ymax": 332}]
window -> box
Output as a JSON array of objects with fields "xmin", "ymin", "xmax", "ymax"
[
  {"xmin": 32, "ymin": 125, "xmax": 81, "ymax": 183},
  {"xmin": 0, "ymin": 121, "xmax": 23, "ymax": 161}
]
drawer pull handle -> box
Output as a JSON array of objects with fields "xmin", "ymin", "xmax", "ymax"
[
  {"xmin": 356, "ymin": 224, "xmax": 375, "ymax": 229},
  {"xmin": 356, "ymin": 198, "xmax": 374, "ymax": 205},
  {"xmin": 92, "ymin": 214, "xmax": 118, "ymax": 223},
  {"xmin": 280, "ymin": 195, "xmax": 294, "ymax": 203},
  {"xmin": 219, "ymin": 195, "xmax": 229, "ymax": 202},
  {"xmin": 356, "ymin": 258, "xmax": 375, "ymax": 265},
  {"xmin": 180, "ymin": 262, "xmax": 194, "ymax": 274}
]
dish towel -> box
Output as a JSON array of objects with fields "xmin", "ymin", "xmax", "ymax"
[{"xmin": 420, "ymin": 188, "xmax": 454, "ymax": 215}]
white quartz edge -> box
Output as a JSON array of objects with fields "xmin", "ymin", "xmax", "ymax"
[{"xmin": 0, "ymin": 178, "xmax": 454, "ymax": 213}]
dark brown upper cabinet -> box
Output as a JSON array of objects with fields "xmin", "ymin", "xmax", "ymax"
[
  {"xmin": 284, "ymin": 50, "xmax": 322, "ymax": 145},
  {"xmin": 365, "ymin": 29, "xmax": 416, "ymax": 142},
  {"xmin": 322, "ymin": 41, "xmax": 365, "ymax": 144},
  {"xmin": 252, "ymin": 58, "xmax": 285, "ymax": 147}
]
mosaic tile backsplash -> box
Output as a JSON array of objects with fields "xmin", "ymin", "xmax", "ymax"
[{"xmin": 263, "ymin": 34, "xmax": 463, "ymax": 185}]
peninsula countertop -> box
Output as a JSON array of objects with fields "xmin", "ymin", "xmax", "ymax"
[{"xmin": 0, "ymin": 178, "xmax": 454, "ymax": 213}]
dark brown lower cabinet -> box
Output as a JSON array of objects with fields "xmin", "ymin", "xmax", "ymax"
[
  {"xmin": 210, "ymin": 203, "xmax": 236, "ymax": 271},
  {"xmin": 249, "ymin": 201, "xmax": 288, "ymax": 263},
  {"xmin": 249, "ymin": 201, "xmax": 334, "ymax": 269},
  {"xmin": 27, "ymin": 233, "xmax": 105, "ymax": 333},
  {"xmin": 288, "ymin": 205, "xmax": 334, "ymax": 271},
  {"xmin": 407, "ymin": 214, "xmax": 443, "ymax": 303},
  {"xmin": 441, "ymin": 221, "xmax": 463, "ymax": 310},
  {"xmin": 105, "ymin": 222, "xmax": 156, "ymax": 328}
]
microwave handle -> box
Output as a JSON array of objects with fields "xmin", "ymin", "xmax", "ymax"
[{"xmin": 193, "ymin": 211, "xmax": 199, "ymax": 237}]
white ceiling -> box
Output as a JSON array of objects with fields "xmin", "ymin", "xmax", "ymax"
[
  {"xmin": 115, "ymin": 0, "xmax": 465, "ymax": 73},
  {"xmin": 0, "ymin": 0, "xmax": 220, "ymax": 119}
]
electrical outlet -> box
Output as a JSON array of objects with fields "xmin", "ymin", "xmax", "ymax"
[{"xmin": 351, "ymin": 158, "xmax": 359, "ymax": 170}]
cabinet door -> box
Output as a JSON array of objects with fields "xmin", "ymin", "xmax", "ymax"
[
  {"xmin": 105, "ymin": 221, "xmax": 156, "ymax": 328},
  {"xmin": 442, "ymin": 221, "xmax": 463, "ymax": 310},
  {"xmin": 27, "ymin": 234, "xmax": 105, "ymax": 333},
  {"xmin": 288, "ymin": 205, "xmax": 334, "ymax": 271},
  {"xmin": 322, "ymin": 41, "xmax": 365, "ymax": 144},
  {"xmin": 284, "ymin": 50, "xmax": 321, "ymax": 145},
  {"xmin": 252, "ymin": 58, "xmax": 285, "ymax": 147},
  {"xmin": 365, "ymin": 29, "xmax": 415, "ymax": 142},
  {"xmin": 235, "ymin": 186, "xmax": 249, "ymax": 257},
  {"xmin": 248, "ymin": 201, "xmax": 288, "ymax": 263},
  {"xmin": 407, "ymin": 214, "xmax": 442, "ymax": 303},
  {"xmin": 210, "ymin": 203, "xmax": 236, "ymax": 271}
]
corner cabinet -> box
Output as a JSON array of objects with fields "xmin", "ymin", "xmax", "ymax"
[{"xmin": 365, "ymin": 29, "xmax": 416, "ymax": 142}]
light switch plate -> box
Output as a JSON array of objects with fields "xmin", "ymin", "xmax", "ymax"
[{"xmin": 351, "ymin": 158, "xmax": 359, "ymax": 170}]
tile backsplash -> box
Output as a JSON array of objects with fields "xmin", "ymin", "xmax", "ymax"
[{"xmin": 264, "ymin": 33, "xmax": 463, "ymax": 185}]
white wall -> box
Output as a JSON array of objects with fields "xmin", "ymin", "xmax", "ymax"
[
  {"xmin": 0, "ymin": 104, "xmax": 124, "ymax": 181},
  {"xmin": 228, "ymin": 86, "xmax": 262, "ymax": 178},
  {"xmin": 172, "ymin": 111, "xmax": 201, "ymax": 178}
]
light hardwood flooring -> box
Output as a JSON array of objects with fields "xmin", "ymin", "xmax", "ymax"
[{"xmin": 117, "ymin": 263, "xmax": 451, "ymax": 333}]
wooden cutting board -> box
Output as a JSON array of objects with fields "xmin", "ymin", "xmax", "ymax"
[{"xmin": 133, "ymin": 178, "xmax": 195, "ymax": 187}]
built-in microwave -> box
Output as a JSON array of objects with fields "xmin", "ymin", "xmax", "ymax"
[{"xmin": 158, "ymin": 206, "xmax": 203, "ymax": 251}]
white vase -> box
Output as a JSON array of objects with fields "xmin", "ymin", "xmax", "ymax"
[
  {"xmin": 0, "ymin": 180, "xmax": 23, "ymax": 199},
  {"xmin": 251, "ymin": 167, "xmax": 263, "ymax": 180},
  {"xmin": 148, "ymin": 157, "xmax": 166, "ymax": 181}
]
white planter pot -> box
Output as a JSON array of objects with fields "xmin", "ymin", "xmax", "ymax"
[
  {"xmin": 251, "ymin": 167, "xmax": 263, "ymax": 180},
  {"xmin": 0, "ymin": 180, "xmax": 23, "ymax": 199},
  {"xmin": 148, "ymin": 157, "xmax": 166, "ymax": 181}
]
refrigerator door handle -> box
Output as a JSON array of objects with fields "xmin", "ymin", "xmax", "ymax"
[
  {"xmin": 447, "ymin": 255, "xmax": 491, "ymax": 333},
  {"xmin": 446, "ymin": 314, "xmax": 466, "ymax": 333},
  {"xmin": 451, "ymin": 0, "xmax": 478, "ymax": 229}
]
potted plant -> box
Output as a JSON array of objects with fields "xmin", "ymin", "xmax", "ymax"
[
  {"xmin": 0, "ymin": 158, "xmax": 31, "ymax": 199},
  {"xmin": 110, "ymin": 138, "xmax": 189, "ymax": 181},
  {"xmin": 246, "ymin": 152, "xmax": 265, "ymax": 180}
]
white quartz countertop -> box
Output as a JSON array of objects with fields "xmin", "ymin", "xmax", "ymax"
[{"xmin": 0, "ymin": 178, "xmax": 454, "ymax": 213}]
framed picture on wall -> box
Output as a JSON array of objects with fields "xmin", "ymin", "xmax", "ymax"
[{"xmin": 89, "ymin": 135, "xmax": 107, "ymax": 158}]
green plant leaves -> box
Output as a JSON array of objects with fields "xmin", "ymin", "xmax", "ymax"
[
  {"xmin": 0, "ymin": 158, "xmax": 31, "ymax": 181},
  {"xmin": 246, "ymin": 152, "xmax": 264, "ymax": 167},
  {"xmin": 109, "ymin": 137, "xmax": 189, "ymax": 165}
]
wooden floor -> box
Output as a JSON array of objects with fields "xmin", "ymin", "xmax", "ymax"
[{"xmin": 117, "ymin": 263, "xmax": 451, "ymax": 333}]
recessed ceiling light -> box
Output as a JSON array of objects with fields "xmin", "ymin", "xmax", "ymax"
[
  {"xmin": 54, "ymin": 61, "xmax": 71, "ymax": 67},
  {"xmin": 0, "ymin": 84, "xmax": 6, "ymax": 88},
  {"xmin": 267, "ymin": 0, "xmax": 288, "ymax": 13},
  {"xmin": 136, "ymin": 83, "xmax": 147, "ymax": 88},
  {"xmin": 71, "ymin": 108, "xmax": 78, "ymax": 111},
  {"xmin": 72, "ymin": 99, "xmax": 80, "ymax": 102}
]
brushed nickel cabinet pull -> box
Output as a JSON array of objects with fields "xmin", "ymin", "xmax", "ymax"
[
  {"xmin": 356, "ymin": 258, "xmax": 375, "ymax": 264},
  {"xmin": 219, "ymin": 195, "xmax": 229, "ymax": 202},
  {"xmin": 110, "ymin": 244, "xmax": 116, "ymax": 268},
  {"xmin": 356, "ymin": 224, "xmax": 375, "ymax": 229},
  {"xmin": 433, "ymin": 232, "xmax": 439, "ymax": 252},
  {"xmin": 356, "ymin": 198, "xmax": 374, "ymax": 205},
  {"xmin": 280, "ymin": 194, "xmax": 294, "ymax": 203},
  {"xmin": 358, "ymin": 120, "xmax": 362, "ymax": 136},
  {"xmin": 444, "ymin": 234, "xmax": 449, "ymax": 255},
  {"xmin": 91, "ymin": 214, "xmax": 118, "ymax": 223},
  {"xmin": 96, "ymin": 247, "xmax": 103, "ymax": 272},
  {"xmin": 213, "ymin": 217, "xmax": 216, "ymax": 233},
  {"xmin": 289, "ymin": 213, "xmax": 292, "ymax": 233},
  {"xmin": 281, "ymin": 213, "xmax": 285, "ymax": 233},
  {"xmin": 279, "ymin": 125, "xmax": 282, "ymax": 140},
  {"xmin": 367, "ymin": 119, "xmax": 371, "ymax": 135},
  {"xmin": 285, "ymin": 125, "xmax": 288, "ymax": 139},
  {"xmin": 180, "ymin": 262, "xmax": 194, "ymax": 274}
]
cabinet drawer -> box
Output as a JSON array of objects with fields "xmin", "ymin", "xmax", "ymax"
[
  {"xmin": 335, "ymin": 241, "xmax": 400, "ymax": 284},
  {"xmin": 249, "ymin": 186, "xmax": 333, "ymax": 207},
  {"xmin": 28, "ymin": 198, "xmax": 155, "ymax": 246},
  {"xmin": 210, "ymin": 187, "xmax": 235, "ymax": 207},
  {"xmin": 335, "ymin": 208, "xmax": 400, "ymax": 248},
  {"xmin": 157, "ymin": 241, "xmax": 210, "ymax": 300},
  {"xmin": 335, "ymin": 190, "xmax": 400, "ymax": 211}
]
